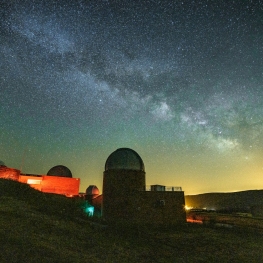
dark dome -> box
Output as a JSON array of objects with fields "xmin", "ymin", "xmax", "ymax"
[
  {"xmin": 0, "ymin": 160, "xmax": 5, "ymax": 166},
  {"xmin": 105, "ymin": 148, "xmax": 145, "ymax": 171},
  {"xmin": 47, "ymin": 165, "xmax": 72, "ymax": 178},
  {"xmin": 86, "ymin": 185, "xmax": 100, "ymax": 195}
]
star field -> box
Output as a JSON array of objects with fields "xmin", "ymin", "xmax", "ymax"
[{"xmin": 1, "ymin": 0, "xmax": 263, "ymax": 194}]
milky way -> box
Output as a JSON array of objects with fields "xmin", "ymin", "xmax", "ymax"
[{"xmin": 1, "ymin": 1, "xmax": 263, "ymax": 194}]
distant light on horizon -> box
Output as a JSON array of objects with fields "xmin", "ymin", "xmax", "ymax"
[{"xmin": 184, "ymin": 205, "xmax": 193, "ymax": 211}]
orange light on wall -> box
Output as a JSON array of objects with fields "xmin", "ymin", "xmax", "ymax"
[
  {"xmin": 0, "ymin": 166, "xmax": 80, "ymax": 197},
  {"xmin": 19, "ymin": 175, "xmax": 43, "ymax": 191},
  {"xmin": 187, "ymin": 218, "xmax": 203, "ymax": 224},
  {"xmin": 41, "ymin": 175, "xmax": 80, "ymax": 196},
  {"xmin": 0, "ymin": 166, "xmax": 20, "ymax": 180}
]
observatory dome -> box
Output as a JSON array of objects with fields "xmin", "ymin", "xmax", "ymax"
[
  {"xmin": 86, "ymin": 185, "xmax": 100, "ymax": 195},
  {"xmin": 47, "ymin": 165, "xmax": 72, "ymax": 178},
  {"xmin": 105, "ymin": 148, "xmax": 145, "ymax": 171}
]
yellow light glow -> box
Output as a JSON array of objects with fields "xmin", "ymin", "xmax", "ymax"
[{"xmin": 184, "ymin": 205, "xmax": 193, "ymax": 211}]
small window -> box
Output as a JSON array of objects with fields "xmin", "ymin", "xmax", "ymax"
[
  {"xmin": 27, "ymin": 179, "xmax": 42, "ymax": 185},
  {"xmin": 159, "ymin": 200, "xmax": 165, "ymax": 206}
]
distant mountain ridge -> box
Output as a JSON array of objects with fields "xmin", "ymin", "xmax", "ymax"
[{"xmin": 185, "ymin": 190, "xmax": 263, "ymax": 211}]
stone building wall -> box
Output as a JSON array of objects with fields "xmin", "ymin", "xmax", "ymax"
[
  {"xmin": 102, "ymin": 169, "xmax": 145, "ymax": 221},
  {"xmin": 134, "ymin": 191, "xmax": 186, "ymax": 224}
]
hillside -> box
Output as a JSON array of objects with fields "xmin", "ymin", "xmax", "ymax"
[
  {"xmin": 185, "ymin": 190, "xmax": 263, "ymax": 212},
  {"xmin": 1, "ymin": 179, "xmax": 263, "ymax": 262}
]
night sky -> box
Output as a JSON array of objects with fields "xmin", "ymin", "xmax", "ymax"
[{"xmin": 1, "ymin": 0, "xmax": 263, "ymax": 194}]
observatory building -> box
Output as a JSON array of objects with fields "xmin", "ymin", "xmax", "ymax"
[
  {"xmin": 0, "ymin": 164, "xmax": 80, "ymax": 197},
  {"xmin": 102, "ymin": 148, "xmax": 186, "ymax": 225},
  {"xmin": 84, "ymin": 185, "xmax": 102, "ymax": 216}
]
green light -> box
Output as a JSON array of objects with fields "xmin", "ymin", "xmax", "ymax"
[
  {"xmin": 85, "ymin": 206, "xmax": 94, "ymax": 216},
  {"xmin": 82, "ymin": 201, "xmax": 94, "ymax": 216}
]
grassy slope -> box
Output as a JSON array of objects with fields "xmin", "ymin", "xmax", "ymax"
[{"xmin": 1, "ymin": 179, "xmax": 263, "ymax": 263}]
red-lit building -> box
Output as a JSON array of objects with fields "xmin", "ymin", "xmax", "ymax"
[{"xmin": 0, "ymin": 165, "xmax": 80, "ymax": 197}]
